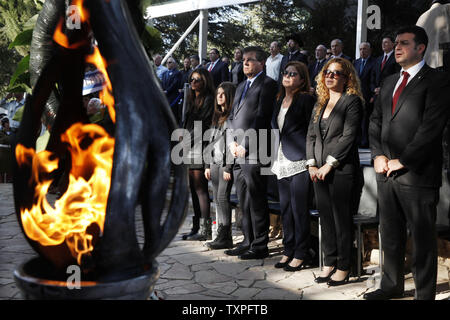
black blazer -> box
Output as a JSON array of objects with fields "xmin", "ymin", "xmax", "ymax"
[
  {"xmin": 306, "ymin": 93, "xmax": 363, "ymax": 174},
  {"xmin": 336, "ymin": 54, "xmax": 352, "ymax": 62},
  {"xmin": 308, "ymin": 59, "xmax": 328, "ymax": 88},
  {"xmin": 206, "ymin": 60, "xmax": 229, "ymax": 88},
  {"xmin": 182, "ymin": 94, "xmax": 214, "ymax": 148},
  {"xmin": 354, "ymin": 56, "xmax": 377, "ymax": 103},
  {"xmin": 161, "ymin": 68, "xmax": 182, "ymax": 105},
  {"xmin": 279, "ymin": 51, "xmax": 308, "ymax": 85},
  {"xmin": 370, "ymin": 53, "xmax": 400, "ymax": 93},
  {"xmin": 227, "ymin": 73, "xmax": 278, "ymax": 161},
  {"xmin": 369, "ymin": 64, "xmax": 450, "ymax": 188},
  {"xmin": 272, "ymin": 93, "xmax": 316, "ymax": 161},
  {"xmin": 230, "ymin": 61, "xmax": 245, "ymax": 85}
]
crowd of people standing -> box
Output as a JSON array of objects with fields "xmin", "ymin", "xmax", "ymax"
[{"xmin": 153, "ymin": 18, "xmax": 450, "ymax": 300}]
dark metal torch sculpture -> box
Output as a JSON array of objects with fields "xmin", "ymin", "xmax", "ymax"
[{"xmin": 12, "ymin": 0, "xmax": 188, "ymax": 299}]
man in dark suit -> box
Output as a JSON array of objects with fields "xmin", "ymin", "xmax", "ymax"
[
  {"xmin": 206, "ymin": 48, "xmax": 229, "ymax": 88},
  {"xmin": 279, "ymin": 33, "xmax": 308, "ymax": 85},
  {"xmin": 354, "ymin": 42, "xmax": 377, "ymax": 147},
  {"xmin": 367, "ymin": 26, "xmax": 450, "ymax": 300},
  {"xmin": 161, "ymin": 57, "xmax": 182, "ymax": 107},
  {"xmin": 225, "ymin": 46, "xmax": 278, "ymax": 260},
  {"xmin": 370, "ymin": 36, "xmax": 401, "ymax": 102},
  {"xmin": 309, "ymin": 44, "xmax": 328, "ymax": 88},
  {"xmin": 330, "ymin": 39, "xmax": 352, "ymax": 61}
]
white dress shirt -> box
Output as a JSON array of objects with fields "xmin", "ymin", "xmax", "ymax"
[
  {"xmin": 266, "ymin": 53, "xmax": 284, "ymax": 81},
  {"xmin": 393, "ymin": 59, "xmax": 425, "ymax": 96}
]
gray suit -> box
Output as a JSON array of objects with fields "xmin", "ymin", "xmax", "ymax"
[{"xmin": 226, "ymin": 73, "xmax": 277, "ymax": 253}]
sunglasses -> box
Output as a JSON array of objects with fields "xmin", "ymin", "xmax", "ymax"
[
  {"xmin": 190, "ymin": 78, "xmax": 203, "ymax": 83},
  {"xmin": 281, "ymin": 71, "xmax": 299, "ymax": 78},
  {"xmin": 324, "ymin": 69, "xmax": 346, "ymax": 79}
]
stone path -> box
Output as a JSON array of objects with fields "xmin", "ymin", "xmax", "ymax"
[{"xmin": 1, "ymin": 183, "xmax": 449, "ymax": 300}]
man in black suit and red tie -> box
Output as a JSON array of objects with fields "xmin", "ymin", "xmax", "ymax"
[
  {"xmin": 370, "ymin": 36, "xmax": 401, "ymax": 102},
  {"xmin": 225, "ymin": 46, "xmax": 278, "ymax": 260},
  {"xmin": 367, "ymin": 25, "xmax": 450, "ymax": 300},
  {"xmin": 206, "ymin": 48, "xmax": 229, "ymax": 88}
]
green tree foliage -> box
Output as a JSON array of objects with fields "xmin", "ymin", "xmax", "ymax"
[
  {"xmin": 150, "ymin": 5, "xmax": 250, "ymax": 62},
  {"xmin": 0, "ymin": 0, "xmax": 42, "ymax": 97},
  {"xmin": 148, "ymin": 0, "xmax": 433, "ymax": 64}
]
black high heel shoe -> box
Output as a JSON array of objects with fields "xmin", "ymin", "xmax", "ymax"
[
  {"xmin": 314, "ymin": 266, "xmax": 337, "ymax": 283},
  {"xmin": 274, "ymin": 257, "xmax": 292, "ymax": 269},
  {"xmin": 283, "ymin": 261, "xmax": 304, "ymax": 272},
  {"xmin": 327, "ymin": 271, "xmax": 350, "ymax": 286}
]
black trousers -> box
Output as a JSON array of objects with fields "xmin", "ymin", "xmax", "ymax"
[
  {"xmin": 313, "ymin": 172, "xmax": 356, "ymax": 270},
  {"xmin": 377, "ymin": 178, "xmax": 439, "ymax": 300},
  {"xmin": 233, "ymin": 163, "xmax": 269, "ymax": 252},
  {"xmin": 277, "ymin": 171, "xmax": 310, "ymax": 260},
  {"xmin": 210, "ymin": 164, "xmax": 233, "ymax": 226}
]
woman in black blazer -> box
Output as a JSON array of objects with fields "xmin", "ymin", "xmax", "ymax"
[
  {"xmin": 230, "ymin": 47, "xmax": 245, "ymax": 85},
  {"xmin": 181, "ymin": 68, "xmax": 215, "ymax": 241},
  {"xmin": 271, "ymin": 61, "xmax": 316, "ymax": 271},
  {"xmin": 306, "ymin": 57, "xmax": 363, "ymax": 286}
]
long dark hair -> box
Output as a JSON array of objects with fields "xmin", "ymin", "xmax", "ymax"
[
  {"xmin": 187, "ymin": 68, "xmax": 215, "ymax": 111},
  {"xmin": 212, "ymin": 82, "xmax": 236, "ymax": 127}
]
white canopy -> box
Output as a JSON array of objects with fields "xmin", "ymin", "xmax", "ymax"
[{"xmin": 145, "ymin": 0, "xmax": 259, "ymax": 19}]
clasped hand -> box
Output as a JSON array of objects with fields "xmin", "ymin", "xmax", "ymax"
[
  {"xmin": 229, "ymin": 142, "xmax": 246, "ymax": 158},
  {"xmin": 374, "ymin": 156, "xmax": 404, "ymax": 177},
  {"xmin": 308, "ymin": 163, "xmax": 332, "ymax": 182}
]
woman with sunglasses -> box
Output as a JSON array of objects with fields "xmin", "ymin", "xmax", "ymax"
[
  {"xmin": 271, "ymin": 61, "xmax": 316, "ymax": 271},
  {"xmin": 204, "ymin": 82, "xmax": 236, "ymax": 249},
  {"xmin": 181, "ymin": 68, "xmax": 215, "ymax": 241},
  {"xmin": 306, "ymin": 57, "xmax": 363, "ymax": 286}
]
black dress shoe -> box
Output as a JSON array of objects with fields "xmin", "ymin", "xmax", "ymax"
[
  {"xmin": 239, "ymin": 249, "xmax": 269, "ymax": 260},
  {"xmin": 314, "ymin": 267, "xmax": 337, "ymax": 283},
  {"xmin": 327, "ymin": 272, "xmax": 350, "ymax": 286},
  {"xmin": 224, "ymin": 245, "xmax": 249, "ymax": 256},
  {"xmin": 283, "ymin": 261, "xmax": 304, "ymax": 272},
  {"xmin": 363, "ymin": 289, "xmax": 404, "ymax": 300}
]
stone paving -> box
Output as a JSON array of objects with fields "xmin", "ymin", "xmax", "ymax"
[{"xmin": 1, "ymin": 183, "xmax": 449, "ymax": 300}]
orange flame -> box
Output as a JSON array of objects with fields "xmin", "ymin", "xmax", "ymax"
[
  {"xmin": 73, "ymin": 0, "xmax": 89, "ymax": 23},
  {"xmin": 17, "ymin": 0, "xmax": 117, "ymax": 265},
  {"xmin": 86, "ymin": 47, "xmax": 116, "ymax": 123},
  {"xmin": 53, "ymin": 19, "xmax": 85, "ymax": 50},
  {"xmin": 16, "ymin": 124, "xmax": 114, "ymax": 264}
]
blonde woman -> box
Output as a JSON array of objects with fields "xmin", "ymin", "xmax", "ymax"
[{"xmin": 306, "ymin": 57, "xmax": 363, "ymax": 286}]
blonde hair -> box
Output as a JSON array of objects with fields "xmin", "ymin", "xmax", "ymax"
[{"xmin": 313, "ymin": 57, "xmax": 364, "ymax": 122}]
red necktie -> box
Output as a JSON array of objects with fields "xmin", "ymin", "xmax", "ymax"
[
  {"xmin": 381, "ymin": 55, "xmax": 388, "ymax": 71},
  {"xmin": 208, "ymin": 61, "xmax": 214, "ymax": 72},
  {"xmin": 392, "ymin": 71, "xmax": 410, "ymax": 114}
]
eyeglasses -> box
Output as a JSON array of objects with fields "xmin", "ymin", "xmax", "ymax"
[
  {"xmin": 281, "ymin": 71, "xmax": 299, "ymax": 78},
  {"xmin": 190, "ymin": 78, "xmax": 203, "ymax": 83},
  {"xmin": 324, "ymin": 69, "xmax": 346, "ymax": 79}
]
